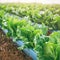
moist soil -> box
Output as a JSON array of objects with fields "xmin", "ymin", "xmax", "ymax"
[{"xmin": 0, "ymin": 28, "xmax": 32, "ymax": 60}]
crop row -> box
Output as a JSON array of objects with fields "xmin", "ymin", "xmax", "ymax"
[{"xmin": 0, "ymin": 4, "xmax": 60, "ymax": 60}]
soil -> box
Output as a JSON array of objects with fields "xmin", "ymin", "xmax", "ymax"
[{"xmin": 0, "ymin": 28, "xmax": 32, "ymax": 60}]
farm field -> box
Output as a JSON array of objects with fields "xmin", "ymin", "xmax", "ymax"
[{"xmin": 0, "ymin": 3, "xmax": 60, "ymax": 60}]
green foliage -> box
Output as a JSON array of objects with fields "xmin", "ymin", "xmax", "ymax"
[
  {"xmin": 0, "ymin": 4, "xmax": 60, "ymax": 60},
  {"xmin": 0, "ymin": 4, "xmax": 60, "ymax": 29},
  {"xmin": 49, "ymin": 31, "xmax": 60, "ymax": 44}
]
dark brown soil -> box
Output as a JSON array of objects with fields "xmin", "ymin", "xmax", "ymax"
[{"xmin": 0, "ymin": 28, "xmax": 32, "ymax": 60}]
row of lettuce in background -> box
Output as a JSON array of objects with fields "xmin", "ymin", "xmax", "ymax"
[
  {"xmin": 0, "ymin": 3, "xmax": 60, "ymax": 30},
  {"xmin": 0, "ymin": 12, "xmax": 60, "ymax": 60}
]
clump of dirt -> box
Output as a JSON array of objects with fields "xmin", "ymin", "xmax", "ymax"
[{"xmin": 0, "ymin": 28, "xmax": 32, "ymax": 60}]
